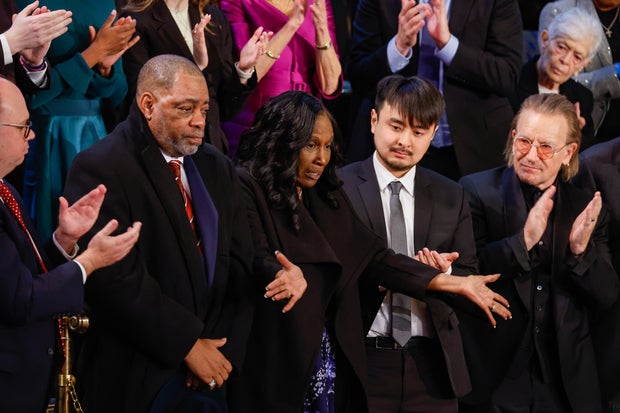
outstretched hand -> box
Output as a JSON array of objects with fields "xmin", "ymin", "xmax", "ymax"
[
  {"xmin": 428, "ymin": 273, "xmax": 511, "ymax": 327},
  {"xmin": 265, "ymin": 251, "xmax": 307, "ymax": 313}
]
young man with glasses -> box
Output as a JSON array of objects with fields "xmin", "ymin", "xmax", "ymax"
[{"xmin": 458, "ymin": 93, "xmax": 619, "ymax": 412}]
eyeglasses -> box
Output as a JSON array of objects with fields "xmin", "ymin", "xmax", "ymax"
[
  {"xmin": 549, "ymin": 39, "xmax": 586, "ymax": 67},
  {"xmin": 0, "ymin": 121, "xmax": 32, "ymax": 139},
  {"xmin": 513, "ymin": 136, "xmax": 568, "ymax": 160}
]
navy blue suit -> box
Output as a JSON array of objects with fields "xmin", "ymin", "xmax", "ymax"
[{"xmin": 0, "ymin": 181, "xmax": 83, "ymax": 413}]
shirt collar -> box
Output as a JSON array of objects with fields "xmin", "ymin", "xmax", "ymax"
[
  {"xmin": 372, "ymin": 151, "xmax": 416, "ymax": 196},
  {"xmin": 160, "ymin": 149, "xmax": 184, "ymax": 164}
]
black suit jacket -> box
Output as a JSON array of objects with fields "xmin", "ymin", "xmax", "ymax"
[
  {"xmin": 512, "ymin": 57, "xmax": 596, "ymax": 149},
  {"xmin": 0, "ymin": 181, "xmax": 83, "ymax": 413},
  {"xmin": 121, "ymin": 1, "xmax": 256, "ymax": 153},
  {"xmin": 575, "ymin": 138, "xmax": 620, "ymax": 403},
  {"xmin": 339, "ymin": 158, "xmax": 478, "ymax": 398},
  {"xmin": 459, "ymin": 167, "xmax": 619, "ymax": 411},
  {"xmin": 346, "ymin": 0, "xmax": 522, "ymax": 174},
  {"xmin": 62, "ymin": 105, "xmax": 254, "ymax": 412},
  {"xmin": 230, "ymin": 170, "xmax": 442, "ymax": 413}
]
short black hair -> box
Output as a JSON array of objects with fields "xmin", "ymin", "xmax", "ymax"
[{"xmin": 374, "ymin": 75, "xmax": 444, "ymax": 129}]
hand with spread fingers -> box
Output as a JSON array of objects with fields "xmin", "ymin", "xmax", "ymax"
[
  {"xmin": 428, "ymin": 273, "xmax": 511, "ymax": 327},
  {"xmin": 264, "ymin": 250, "xmax": 307, "ymax": 313}
]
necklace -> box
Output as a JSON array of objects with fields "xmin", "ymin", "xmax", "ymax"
[{"xmin": 601, "ymin": 6, "xmax": 620, "ymax": 38}]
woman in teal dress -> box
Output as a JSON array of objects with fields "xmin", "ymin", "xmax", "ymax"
[{"xmin": 15, "ymin": 0, "xmax": 138, "ymax": 238}]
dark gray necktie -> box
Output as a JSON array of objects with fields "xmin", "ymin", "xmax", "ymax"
[{"xmin": 389, "ymin": 181, "xmax": 411, "ymax": 346}]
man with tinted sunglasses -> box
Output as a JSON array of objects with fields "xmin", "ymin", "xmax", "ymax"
[{"xmin": 458, "ymin": 93, "xmax": 619, "ymax": 412}]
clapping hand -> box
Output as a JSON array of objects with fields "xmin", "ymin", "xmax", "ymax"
[
  {"xmin": 192, "ymin": 14, "xmax": 211, "ymax": 70},
  {"xmin": 6, "ymin": 1, "xmax": 72, "ymax": 66}
]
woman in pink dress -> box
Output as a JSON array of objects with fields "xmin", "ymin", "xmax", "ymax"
[{"xmin": 221, "ymin": 0, "xmax": 342, "ymax": 156}]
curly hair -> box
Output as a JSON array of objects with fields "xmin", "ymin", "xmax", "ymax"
[{"xmin": 237, "ymin": 91, "xmax": 343, "ymax": 232}]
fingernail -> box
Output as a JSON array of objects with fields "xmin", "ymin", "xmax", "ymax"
[
  {"xmin": 264, "ymin": 293, "xmax": 268, "ymax": 298},
  {"xmin": 493, "ymin": 324, "xmax": 496, "ymax": 329}
]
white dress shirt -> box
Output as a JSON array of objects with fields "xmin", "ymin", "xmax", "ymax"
[{"xmin": 368, "ymin": 152, "xmax": 435, "ymax": 339}]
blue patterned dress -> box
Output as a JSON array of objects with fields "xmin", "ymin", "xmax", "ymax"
[{"xmin": 303, "ymin": 325, "xmax": 337, "ymax": 413}]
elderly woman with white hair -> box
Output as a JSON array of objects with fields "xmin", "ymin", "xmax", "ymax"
[{"xmin": 512, "ymin": 7, "xmax": 604, "ymax": 149}]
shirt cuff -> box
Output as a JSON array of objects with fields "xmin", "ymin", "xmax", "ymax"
[
  {"xmin": 0, "ymin": 34, "xmax": 13, "ymax": 66},
  {"xmin": 53, "ymin": 231, "xmax": 80, "ymax": 260},
  {"xmin": 435, "ymin": 34, "xmax": 458, "ymax": 65},
  {"xmin": 387, "ymin": 36, "xmax": 413, "ymax": 73},
  {"xmin": 21, "ymin": 59, "xmax": 48, "ymax": 87},
  {"xmin": 73, "ymin": 260, "xmax": 87, "ymax": 284}
]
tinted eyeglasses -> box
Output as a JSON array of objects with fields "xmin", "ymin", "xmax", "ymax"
[
  {"xmin": 513, "ymin": 136, "xmax": 567, "ymax": 160},
  {"xmin": 0, "ymin": 120, "xmax": 32, "ymax": 139}
]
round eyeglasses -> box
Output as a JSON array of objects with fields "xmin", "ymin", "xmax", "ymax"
[{"xmin": 513, "ymin": 136, "xmax": 568, "ymax": 160}]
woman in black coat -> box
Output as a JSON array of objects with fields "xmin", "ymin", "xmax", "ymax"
[{"xmin": 230, "ymin": 91, "xmax": 511, "ymax": 413}]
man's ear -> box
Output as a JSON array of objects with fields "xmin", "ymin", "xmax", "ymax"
[
  {"xmin": 370, "ymin": 108, "xmax": 378, "ymax": 134},
  {"xmin": 138, "ymin": 92, "xmax": 155, "ymax": 120}
]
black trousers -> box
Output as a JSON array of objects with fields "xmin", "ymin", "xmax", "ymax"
[{"xmin": 365, "ymin": 336, "xmax": 457, "ymax": 413}]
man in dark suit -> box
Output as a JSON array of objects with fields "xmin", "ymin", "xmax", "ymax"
[
  {"xmin": 459, "ymin": 94, "xmax": 619, "ymax": 412},
  {"xmin": 0, "ymin": 77, "xmax": 140, "ymax": 413},
  {"xmin": 340, "ymin": 75, "xmax": 479, "ymax": 412},
  {"xmin": 63, "ymin": 54, "xmax": 254, "ymax": 413},
  {"xmin": 577, "ymin": 137, "xmax": 620, "ymax": 412},
  {"xmin": 347, "ymin": 0, "xmax": 522, "ymax": 179}
]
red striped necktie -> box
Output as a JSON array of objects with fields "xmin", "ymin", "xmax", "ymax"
[
  {"xmin": 168, "ymin": 160, "xmax": 201, "ymax": 249},
  {"xmin": 0, "ymin": 181, "xmax": 48, "ymax": 272}
]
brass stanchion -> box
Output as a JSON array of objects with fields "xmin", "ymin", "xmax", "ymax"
[{"xmin": 58, "ymin": 315, "xmax": 89, "ymax": 413}]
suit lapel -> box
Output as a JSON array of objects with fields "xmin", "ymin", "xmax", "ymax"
[
  {"xmin": 357, "ymin": 158, "xmax": 388, "ymax": 241},
  {"xmin": 413, "ymin": 168, "xmax": 432, "ymax": 250},
  {"xmin": 184, "ymin": 156, "xmax": 218, "ymax": 288},
  {"xmin": 151, "ymin": 1, "xmax": 194, "ymax": 60},
  {"xmin": 140, "ymin": 142, "xmax": 207, "ymax": 312}
]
